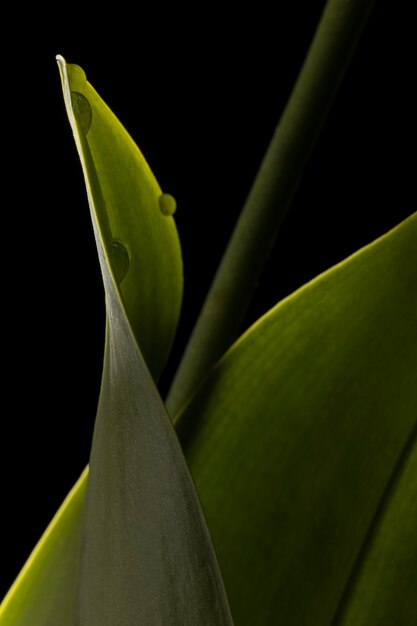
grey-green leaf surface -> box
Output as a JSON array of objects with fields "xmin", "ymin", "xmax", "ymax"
[
  {"xmin": 78, "ymin": 259, "xmax": 233, "ymax": 625},
  {"xmin": 0, "ymin": 57, "xmax": 232, "ymax": 626},
  {"xmin": 64, "ymin": 53, "xmax": 232, "ymax": 621},
  {"xmin": 61, "ymin": 55, "xmax": 232, "ymax": 626},
  {"xmin": 176, "ymin": 213, "xmax": 417, "ymax": 626}
]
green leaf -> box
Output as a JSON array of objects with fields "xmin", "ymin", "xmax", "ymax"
[
  {"xmin": 0, "ymin": 58, "xmax": 232, "ymax": 626},
  {"xmin": 0, "ymin": 470, "xmax": 86, "ymax": 625},
  {"xmin": 334, "ymin": 427, "xmax": 417, "ymax": 625},
  {"xmin": 57, "ymin": 55, "xmax": 183, "ymax": 380},
  {"xmin": 176, "ymin": 213, "xmax": 417, "ymax": 626},
  {"xmin": 63, "ymin": 50, "xmax": 232, "ymax": 623}
]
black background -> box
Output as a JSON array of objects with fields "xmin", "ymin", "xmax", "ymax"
[{"xmin": 1, "ymin": 1, "xmax": 415, "ymax": 598}]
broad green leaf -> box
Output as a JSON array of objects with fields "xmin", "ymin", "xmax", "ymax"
[
  {"xmin": 176, "ymin": 213, "xmax": 417, "ymax": 626},
  {"xmin": 57, "ymin": 55, "xmax": 183, "ymax": 380},
  {"xmin": 335, "ymin": 428, "xmax": 417, "ymax": 625},
  {"xmin": 0, "ymin": 470, "xmax": 86, "ymax": 625},
  {"xmin": 0, "ymin": 58, "xmax": 232, "ymax": 626}
]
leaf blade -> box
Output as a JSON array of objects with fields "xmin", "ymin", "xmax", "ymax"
[
  {"xmin": 1, "ymin": 58, "xmax": 231, "ymax": 626},
  {"xmin": 78, "ymin": 265, "xmax": 233, "ymax": 625},
  {"xmin": 62, "ymin": 56, "xmax": 232, "ymax": 626},
  {"xmin": 0, "ymin": 470, "xmax": 87, "ymax": 626},
  {"xmin": 177, "ymin": 213, "xmax": 417, "ymax": 626},
  {"xmin": 334, "ymin": 425, "xmax": 417, "ymax": 626},
  {"xmin": 58, "ymin": 56, "xmax": 183, "ymax": 379}
]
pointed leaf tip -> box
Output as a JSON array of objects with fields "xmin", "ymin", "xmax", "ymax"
[{"xmin": 56, "ymin": 55, "xmax": 183, "ymax": 379}]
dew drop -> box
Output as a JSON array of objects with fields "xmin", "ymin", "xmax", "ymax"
[
  {"xmin": 158, "ymin": 193, "xmax": 177, "ymax": 216},
  {"xmin": 67, "ymin": 63, "xmax": 87, "ymax": 92},
  {"xmin": 70, "ymin": 91, "xmax": 92, "ymax": 134},
  {"xmin": 110, "ymin": 240, "xmax": 130, "ymax": 284}
]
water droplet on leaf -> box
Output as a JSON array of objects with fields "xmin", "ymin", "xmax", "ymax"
[
  {"xmin": 67, "ymin": 63, "xmax": 87, "ymax": 91},
  {"xmin": 70, "ymin": 91, "xmax": 92, "ymax": 134},
  {"xmin": 110, "ymin": 240, "xmax": 130, "ymax": 284},
  {"xmin": 158, "ymin": 193, "xmax": 177, "ymax": 216}
]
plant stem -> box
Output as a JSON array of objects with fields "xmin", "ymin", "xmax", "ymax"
[{"xmin": 166, "ymin": 0, "xmax": 376, "ymax": 417}]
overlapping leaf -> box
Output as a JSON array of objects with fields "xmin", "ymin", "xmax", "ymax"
[
  {"xmin": 176, "ymin": 213, "xmax": 417, "ymax": 626},
  {"xmin": 335, "ymin": 425, "xmax": 417, "ymax": 625},
  {"xmin": 0, "ymin": 58, "xmax": 233, "ymax": 626},
  {"xmin": 57, "ymin": 57, "xmax": 183, "ymax": 380},
  {"xmin": 0, "ymin": 471, "xmax": 87, "ymax": 625},
  {"xmin": 2, "ymin": 52, "xmax": 415, "ymax": 626}
]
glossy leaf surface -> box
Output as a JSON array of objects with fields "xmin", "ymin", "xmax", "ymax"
[
  {"xmin": 0, "ymin": 58, "xmax": 232, "ymax": 626},
  {"xmin": 0, "ymin": 471, "xmax": 86, "ymax": 625},
  {"xmin": 177, "ymin": 213, "xmax": 417, "ymax": 626},
  {"xmin": 58, "ymin": 56, "xmax": 183, "ymax": 380}
]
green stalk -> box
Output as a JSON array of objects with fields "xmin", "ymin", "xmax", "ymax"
[{"xmin": 167, "ymin": 0, "xmax": 376, "ymax": 417}]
